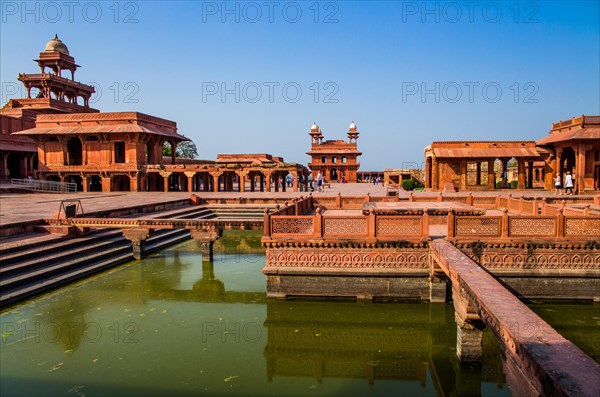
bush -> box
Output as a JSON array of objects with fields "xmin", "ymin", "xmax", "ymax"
[
  {"xmin": 495, "ymin": 181, "xmax": 503, "ymax": 189},
  {"xmin": 401, "ymin": 179, "xmax": 417, "ymax": 191},
  {"xmin": 510, "ymin": 180, "xmax": 518, "ymax": 189}
]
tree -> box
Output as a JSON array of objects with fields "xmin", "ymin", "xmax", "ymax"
[{"xmin": 162, "ymin": 141, "xmax": 198, "ymax": 159}]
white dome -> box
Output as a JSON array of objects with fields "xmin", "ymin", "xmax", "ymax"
[
  {"xmin": 311, "ymin": 122, "xmax": 319, "ymax": 131},
  {"xmin": 349, "ymin": 121, "xmax": 357, "ymax": 130}
]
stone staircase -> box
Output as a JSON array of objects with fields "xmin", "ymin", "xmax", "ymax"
[
  {"xmin": 205, "ymin": 204, "xmax": 276, "ymax": 220},
  {"xmin": 0, "ymin": 205, "xmax": 221, "ymax": 307}
]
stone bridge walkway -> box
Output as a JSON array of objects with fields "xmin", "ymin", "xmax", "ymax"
[{"xmin": 429, "ymin": 239, "xmax": 600, "ymax": 397}]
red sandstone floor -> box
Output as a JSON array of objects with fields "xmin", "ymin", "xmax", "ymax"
[{"xmin": 0, "ymin": 183, "xmax": 596, "ymax": 226}]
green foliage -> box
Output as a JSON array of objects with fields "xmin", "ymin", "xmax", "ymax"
[
  {"xmin": 401, "ymin": 179, "xmax": 417, "ymax": 191},
  {"xmin": 162, "ymin": 141, "xmax": 198, "ymax": 159},
  {"xmin": 495, "ymin": 181, "xmax": 503, "ymax": 188},
  {"xmin": 510, "ymin": 180, "xmax": 518, "ymax": 189}
]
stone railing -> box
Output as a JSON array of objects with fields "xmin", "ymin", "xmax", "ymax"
[
  {"xmin": 448, "ymin": 209, "xmax": 600, "ymax": 241},
  {"xmin": 263, "ymin": 208, "xmax": 429, "ymax": 243},
  {"xmin": 307, "ymin": 193, "xmax": 600, "ymax": 212}
]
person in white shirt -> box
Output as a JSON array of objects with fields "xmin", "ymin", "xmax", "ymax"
[
  {"xmin": 564, "ymin": 171, "xmax": 574, "ymax": 195},
  {"xmin": 554, "ymin": 173, "xmax": 561, "ymax": 195},
  {"xmin": 316, "ymin": 171, "xmax": 323, "ymax": 192}
]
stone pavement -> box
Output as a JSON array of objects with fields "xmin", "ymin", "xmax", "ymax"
[
  {"xmin": 0, "ymin": 183, "xmax": 595, "ymax": 226},
  {"xmin": 0, "ymin": 183, "xmax": 390, "ymax": 225}
]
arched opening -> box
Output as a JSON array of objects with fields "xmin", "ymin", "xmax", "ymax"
[
  {"xmin": 560, "ymin": 147, "xmax": 576, "ymax": 176},
  {"xmin": 46, "ymin": 175, "xmax": 61, "ymax": 182},
  {"xmin": 146, "ymin": 142, "xmax": 158, "ymax": 164},
  {"xmin": 66, "ymin": 137, "xmax": 83, "ymax": 166},
  {"xmin": 248, "ymin": 171, "xmax": 266, "ymax": 192},
  {"xmin": 169, "ymin": 173, "xmax": 186, "ymax": 192},
  {"xmin": 146, "ymin": 173, "xmax": 163, "ymax": 192},
  {"xmin": 193, "ymin": 172, "xmax": 213, "ymax": 192},
  {"xmin": 6, "ymin": 153, "xmax": 22, "ymax": 178},
  {"xmin": 89, "ymin": 175, "xmax": 102, "ymax": 192},
  {"xmin": 111, "ymin": 175, "xmax": 130, "ymax": 192},
  {"xmin": 64, "ymin": 175, "xmax": 83, "ymax": 192},
  {"xmin": 330, "ymin": 168, "xmax": 338, "ymax": 181}
]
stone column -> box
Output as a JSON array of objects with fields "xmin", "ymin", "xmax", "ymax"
[
  {"xmin": 488, "ymin": 159, "xmax": 495, "ymax": 188},
  {"xmin": 453, "ymin": 284, "xmax": 484, "ymax": 362},
  {"xmin": 129, "ymin": 174, "xmax": 139, "ymax": 192},
  {"xmin": 122, "ymin": 228, "xmax": 152, "ymax": 260},
  {"xmin": 239, "ymin": 172, "xmax": 245, "ymax": 192},
  {"xmin": 292, "ymin": 172, "xmax": 298, "ymax": 192},
  {"xmin": 0, "ymin": 154, "xmax": 7, "ymax": 178},
  {"xmin": 517, "ymin": 160, "xmax": 525, "ymax": 189},
  {"xmin": 212, "ymin": 173, "xmax": 220, "ymax": 192},
  {"xmin": 185, "ymin": 172, "xmax": 195, "ymax": 192},
  {"xmin": 265, "ymin": 172, "xmax": 272, "ymax": 192},
  {"xmin": 102, "ymin": 176, "xmax": 111, "ymax": 192},
  {"xmin": 162, "ymin": 173, "xmax": 170, "ymax": 192},
  {"xmin": 82, "ymin": 176, "xmax": 89, "ymax": 192},
  {"xmin": 576, "ymin": 143, "xmax": 586, "ymax": 193},
  {"xmin": 432, "ymin": 158, "xmax": 439, "ymax": 190},
  {"xmin": 529, "ymin": 161, "xmax": 535, "ymax": 189},
  {"xmin": 190, "ymin": 228, "xmax": 223, "ymax": 262},
  {"xmin": 460, "ymin": 160, "xmax": 467, "ymax": 191}
]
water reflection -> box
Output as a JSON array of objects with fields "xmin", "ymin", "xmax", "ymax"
[
  {"xmin": 8, "ymin": 231, "xmax": 599, "ymax": 396},
  {"xmin": 263, "ymin": 300, "xmax": 506, "ymax": 396}
]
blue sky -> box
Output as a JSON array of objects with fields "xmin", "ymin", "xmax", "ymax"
[{"xmin": 1, "ymin": 1, "xmax": 599, "ymax": 169}]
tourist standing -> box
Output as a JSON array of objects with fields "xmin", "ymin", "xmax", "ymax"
[
  {"xmin": 554, "ymin": 173, "xmax": 561, "ymax": 195},
  {"xmin": 564, "ymin": 171, "xmax": 574, "ymax": 195},
  {"xmin": 317, "ymin": 171, "xmax": 323, "ymax": 192}
]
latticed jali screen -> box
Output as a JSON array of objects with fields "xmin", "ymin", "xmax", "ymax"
[
  {"xmin": 509, "ymin": 217, "xmax": 555, "ymax": 236},
  {"xmin": 271, "ymin": 217, "xmax": 314, "ymax": 234},
  {"xmin": 565, "ymin": 218, "xmax": 600, "ymax": 236},
  {"xmin": 455, "ymin": 217, "xmax": 501, "ymax": 236},
  {"xmin": 323, "ymin": 217, "xmax": 367, "ymax": 235},
  {"xmin": 376, "ymin": 217, "xmax": 422, "ymax": 236}
]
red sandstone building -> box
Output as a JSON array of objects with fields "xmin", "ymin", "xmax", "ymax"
[
  {"xmin": 0, "ymin": 35, "xmax": 98, "ymax": 180},
  {"xmin": 6, "ymin": 36, "xmax": 309, "ymax": 193},
  {"xmin": 307, "ymin": 122, "xmax": 362, "ymax": 182},
  {"xmin": 424, "ymin": 115, "xmax": 600, "ymax": 192}
]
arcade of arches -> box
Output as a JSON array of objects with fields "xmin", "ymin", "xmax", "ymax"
[
  {"xmin": 425, "ymin": 115, "xmax": 600, "ymax": 192},
  {"xmin": 14, "ymin": 112, "xmax": 309, "ymax": 192}
]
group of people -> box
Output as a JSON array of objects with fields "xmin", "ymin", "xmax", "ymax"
[
  {"xmin": 308, "ymin": 171, "xmax": 326, "ymax": 192},
  {"xmin": 554, "ymin": 171, "xmax": 575, "ymax": 195}
]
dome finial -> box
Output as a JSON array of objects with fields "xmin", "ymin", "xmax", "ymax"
[{"xmin": 44, "ymin": 34, "xmax": 69, "ymax": 55}]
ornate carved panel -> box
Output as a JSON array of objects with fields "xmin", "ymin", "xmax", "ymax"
[
  {"xmin": 565, "ymin": 218, "xmax": 600, "ymax": 236},
  {"xmin": 509, "ymin": 218, "xmax": 555, "ymax": 236},
  {"xmin": 323, "ymin": 218, "xmax": 367, "ymax": 235},
  {"xmin": 455, "ymin": 218, "xmax": 500, "ymax": 236},
  {"xmin": 460, "ymin": 246, "xmax": 600, "ymax": 270},
  {"xmin": 271, "ymin": 217, "xmax": 314, "ymax": 234},
  {"xmin": 266, "ymin": 247, "xmax": 429, "ymax": 269},
  {"xmin": 376, "ymin": 218, "xmax": 421, "ymax": 236}
]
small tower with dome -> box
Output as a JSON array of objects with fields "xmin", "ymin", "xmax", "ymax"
[
  {"xmin": 306, "ymin": 121, "xmax": 362, "ymax": 182},
  {"xmin": 14, "ymin": 34, "xmax": 96, "ymax": 111}
]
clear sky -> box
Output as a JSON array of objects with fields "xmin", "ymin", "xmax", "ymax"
[{"xmin": 1, "ymin": 1, "xmax": 599, "ymax": 170}]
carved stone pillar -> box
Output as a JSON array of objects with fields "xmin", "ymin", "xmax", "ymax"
[
  {"xmin": 453, "ymin": 284, "xmax": 484, "ymax": 362},
  {"xmin": 185, "ymin": 172, "xmax": 196, "ymax": 192},
  {"xmin": 488, "ymin": 160, "xmax": 496, "ymax": 189},
  {"xmin": 190, "ymin": 228, "xmax": 223, "ymax": 262},
  {"xmin": 517, "ymin": 160, "xmax": 525, "ymax": 190},
  {"xmin": 122, "ymin": 228, "xmax": 152, "ymax": 260}
]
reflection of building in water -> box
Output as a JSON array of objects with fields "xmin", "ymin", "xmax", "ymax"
[{"xmin": 263, "ymin": 300, "xmax": 506, "ymax": 394}]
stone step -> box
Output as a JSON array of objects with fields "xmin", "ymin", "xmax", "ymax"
[
  {"xmin": 0, "ymin": 228, "xmax": 191, "ymax": 307},
  {"xmin": 0, "ymin": 229, "xmax": 123, "ymax": 266},
  {"xmin": 0, "ymin": 242, "xmax": 132, "ymax": 290},
  {"xmin": 0, "ymin": 235, "xmax": 128, "ymax": 277},
  {"xmin": 0, "ymin": 251, "xmax": 134, "ymax": 307}
]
